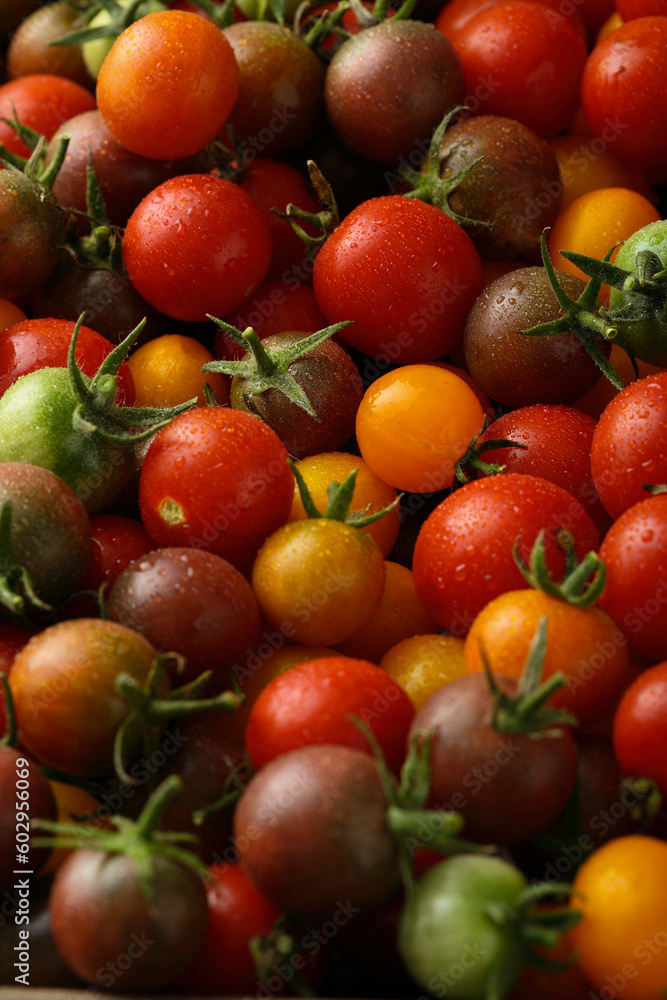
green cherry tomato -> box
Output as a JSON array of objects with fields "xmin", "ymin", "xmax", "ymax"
[
  {"xmin": 398, "ymin": 855, "xmax": 528, "ymax": 1000},
  {"xmin": 609, "ymin": 220, "xmax": 667, "ymax": 366}
]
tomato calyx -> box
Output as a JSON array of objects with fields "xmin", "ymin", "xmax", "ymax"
[
  {"xmin": 0, "ymin": 673, "xmax": 16, "ymax": 748},
  {"xmin": 67, "ymin": 314, "xmax": 197, "ymax": 445},
  {"xmin": 520, "ymin": 232, "xmax": 623, "ymax": 389},
  {"xmin": 204, "ymin": 319, "xmax": 352, "ymax": 419},
  {"xmin": 400, "ymin": 106, "xmax": 489, "ymax": 229},
  {"xmin": 113, "ymin": 654, "xmax": 244, "ymax": 784},
  {"xmin": 481, "ymin": 617, "xmax": 579, "ymax": 735},
  {"xmin": 453, "ymin": 416, "xmax": 526, "ymax": 488},
  {"xmin": 513, "ymin": 529, "xmax": 606, "ymax": 608},
  {"xmin": 290, "ymin": 460, "xmax": 400, "ymax": 526},
  {"xmin": 33, "ymin": 774, "xmax": 207, "ymax": 897},
  {"xmin": 482, "ymin": 882, "xmax": 582, "ymax": 984},
  {"xmin": 618, "ymin": 776, "xmax": 663, "ymax": 829},
  {"xmin": 352, "ymin": 717, "xmax": 489, "ymax": 890},
  {"xmin": 51, "ymin": 0, "xmax": 164, "ymax": 51},
  {"xmin": 0, "ymin": 502, "xmax": 53, "ymax": 623},
  {"xmin": 276, "ymin": 160, "xmax": 339, "ymax": 259},
  {"xmin": 250, "ymin": 916, "xmax": 315, "ymax": 996}
]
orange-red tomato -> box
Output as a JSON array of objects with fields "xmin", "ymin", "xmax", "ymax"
[{"xmin": 97, "ymin": 10, "xmax": 239, "ymax": 160}]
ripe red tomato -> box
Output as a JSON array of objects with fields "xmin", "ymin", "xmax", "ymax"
[
  {"xmin": 138, "ymin": 407, "xmax": 294, "ymax": 571},
  {"xmin": 613, "ymin": 661, "xmax": 667, "ymax": 795},
  {"xmin": 0, "ymin": 73, "xmax": 96, "ymax": 159},
  {"xmin": 591, "ymin": 371, "xmax": 667, "ymax": 520},
  {"xmin": 96, "ymin": 10, "xmax": 239, "ymax": 160},
  {"xmin": 312, "ymin": 195, "xmax": 484, "ymax": 363},
  {"xmin": 597, "ymin": 493, "xmax": 667, "ymax": 661},
  {"xmin": 0, "ymin": 317, "xmax": 135, "ymax": 406},
  {"xmin": 581, "ymin": 16, "xmax": 667, "ymax": 168},
  {"xmin": 123, "ymin": 174, "xmax": 273, "ymax": 323},
  {"xmin": 448, "ymin": 1, "xmax": 587, "ymax": 137},
  {"xmin": 412, "ymin": 473, "xmax": 600, "ymax": 636},
  {"xmin": 245, "ymin": 655, "xmax": 415, "ymax": 774}
]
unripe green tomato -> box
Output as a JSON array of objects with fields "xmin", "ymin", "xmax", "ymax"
[
  {"xmin": 83, "ymin": 0, "xmax": 167, "ymax": 78},
  {"xmin": 610, "ymin": 220, "xmax": 667, "ymax": 366}
]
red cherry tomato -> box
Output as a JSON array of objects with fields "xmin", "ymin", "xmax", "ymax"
[
  {"xmin": 0, "ymin": 74, "xmax": 95, "ymax": 159},
  {"xmin": 613, "ymin": 661, "xmax": 667, "ymax": 795}
]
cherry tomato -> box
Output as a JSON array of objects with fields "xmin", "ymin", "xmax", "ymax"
[
  {"xmin": 591, "ymin": 371, "xmax": 667, "ymax": 520},
  {"xmin": 245, "ymin": 655, "xmax": 415, "ymax": 774},
  {"xmin": 251, "ymin": 518, "xmax": 386, "ymax": 646},
  {"xmin": 573, "ymin": 343, "xmax": 665, "ymax": 419},
  {"xmin": 217, "ymin": 281, "xmax": 328, "ymax": 358},
  {"xmin": 355, "ymin": 364, "xmax": 485, "ymax": 493},
  {"xmin": 570, "ymin": 835, "xmax": 667, "ymax": 1000},
  {"xmin": 379, "ymin": 633, "xmax": 467, "ymax": 709},
  {"xmin": 449, "ymin": 2, "xmax": 587, "ymax": 138},
  {"xmin": 288, "ymin": 452, "xmax": 401, "ymax": 558},
  {"xmin": 435, "ymin": 0, "xmax": 588, "ymax": 43},
  {"xmin": 613, "ymin": 661, "xmax": 667, "ymax": 794},
  {"xmin": 127, "ymin": 334, "xmax": 230, "ymax": 408},
  {"xmin": 597, "ymin": 493, "xmax": 667, "ymax": 661},
  {"xmin": 581, "ymin": 16, "xmax": 667, "ymax": 168},
  {"xmin": 123, "ymin": 174, "xmax": 273, "ymax": 323},
  {"xmin": 0, "ymin": 73, "xmax": 95, "ymax": 159},
  {"xmin": 97, "ymin": 10, "xmax": 239, "ymax": 160},
  {"xmin": 464, "ymin": 589, "xmax": 633, "ymax": 727},
  {"xmin": 412, "ymin": 474, "xmax": 600, "ymax": 636},
  {"xmin": 334, "ymin": 561, "xmax": 439, "ymax": 663},
  {"xmin": 312, "ymin": 195, "xmax": 485, "ymax": 363},
  {"xmin": 138, "ymin": 407, "xmax": 294, "ymax": 571},
  {"xmin": 549, "ymin": 133, "xmax": 656, "ymax": 210},
  {"xmin": 170, "ymin": 863, "xmax": 281, "ymax": 996},
  {"xmin": 547, "ymin": 186, "xmax": 661, "ymax": 302}
]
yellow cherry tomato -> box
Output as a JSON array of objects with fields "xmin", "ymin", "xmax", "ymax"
[
  {"xmin": 251, "ymin": 519, "xmax": 386, "ymax": 646},
  {"xmin": 127, "ymin": 333, "xmax": 230, "ymax": 408},
  {"xmin": 334, "ymin": 561, "xmax": 438, "ymax": 663},
  {"xmin": 0, "ymin": 299, "xmax": 27, "ymax": 331},
  {"xmin": 355, "ymin": 364, "xmax": 485, "ymax": 493},
  {"xmin": 595, "ymin": 9, "xmax": 623, "ymax": 42},
  {"xmin": 547, "ymin": 187, "xmax": 661, "ymax": 304},
  {"xmin": 380, "ymin": 633, "xmax": 467, "ymax": 709},
  {"xmin": 289, "ymin": 451, "xmax": 400, "ymax": 558},
  {"xmin": 570, "ymin": 835, "xmax": 667, "ymax": 1000}
]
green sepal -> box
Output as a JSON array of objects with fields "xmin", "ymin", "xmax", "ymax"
[
  {"xmin": 520, "ymin": 232, "xmax": 624, "ymax": 390},
  {"xmin": 453, "ymin": 416, "xmax": 527, "ymax": 488},
  {"xmin": 481, "ymin": 617, "xmax": 579, "ymax": 736},
  {"xmin": 400, "ymin": 105, "xmax": 489, "ymax": 228},
  {"xmin": 0, "ymin": 673, "xmax": 17, "ymax": 748},
  {"xmin": 113, "ymin": 656, "xmax": 244, "ymax": 785},
  {"xmin": 203, "ymin": 319, "xmax": 352, "ymax": 420},
  {"xmin": 513, "ymin": 529, "xmax": 606, "ymax": 608},
  {"xmin": 0, "ymin": 502, "xmax": 52, "ymax": 624},
  {"xmin": 32, "ymin": 774, "xmax": 208, "ymax": 901},
  {"xmin": 50, "ymin": 0, "xmax": 156, "ymax": 47},
  {"xmin": 289, "ymin": 460, "xmax": 400, "ymax": 527},
  {"xmin": 67, "ymin": 315, "xmax": 197, "ymax": 446},
  {"xmin": 273, "ymin": 161, "xmax": 339, "ymax": 259}
]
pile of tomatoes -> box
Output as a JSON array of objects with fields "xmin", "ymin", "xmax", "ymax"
[{"xmin": 0, "ymin": 0, "xmax": 666, "ymax": 996}]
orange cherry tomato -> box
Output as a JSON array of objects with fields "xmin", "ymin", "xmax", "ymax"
[
  {"xmin": 97, "ymin": 10, "xmax": 240, "ymax": 160},
  {"xmin": 334, "ymin": 561, "xmax": 439, "ymax": 663},
  {"xmin": 573, "ymin": 343, "xmax": 665, "ymax": 419},
  {"xmin": 379, "ymin": 633, "xmax": 467, "ymax": 709},
  {"xmin": 547, "ymin": 187, "xmax": 661, "ymax": 304},
  {"xmin": 570, "ymin": 835, "xmax": 667, "ymax": 1000},
  {"xmin": 289, "ymin": 451, "xmax": 400, "ymax": 558},
  {"xmin": 355, "ymin": 364, "xmax": 485, "ymax": 493},
  {"xmin": 39, "ymin": 781, "xmax": 105, "ymax": 875},
  {"xmin": 0, "ymin": 299, "xmax": 27, "ymax": 331},
  {"xmin": 127, "ymin": 334, "xmax": 230, "ymax": 408},
  {"xmin": 463, "ymin": 589, "xmax": 633, "ymax": 727}
]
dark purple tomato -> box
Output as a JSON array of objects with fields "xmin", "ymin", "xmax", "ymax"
[
  {"xmin": 463, "ymin": 267, "xmax": 610, "ymax": 408},
  {"xmin": 107, "ymin": 547, "xmax": 262, "ymax": 687},
  {"xmin": 49, "ymin": 848, "xmax": 208, "ymax": 990},
  {"xmin": 324, "ymin": 20, "xmax": 465, "ymax": 165},
  {"xmin": 0, "ymin": 746, "xmax": 57, "ymax": 891},
  {"xmin": 6, "ymin": 2, "xmax": 94, "ymax": 88},
  {"xmin": 234, "ymin": 743, "xmax": 399, "ymax": 919},
  {"xmin": 408, "ymin": 672, "xmax": 578, "ymax": 844}
]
